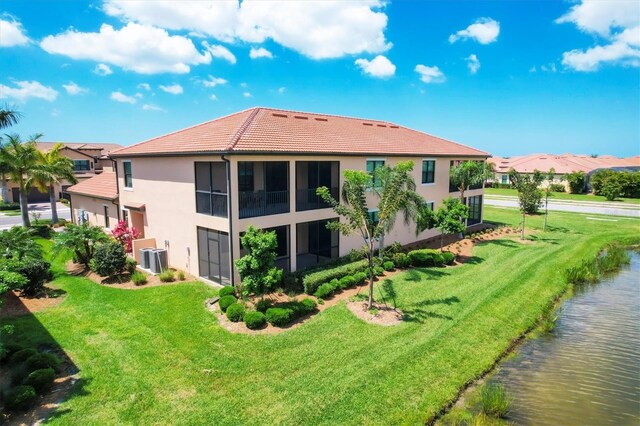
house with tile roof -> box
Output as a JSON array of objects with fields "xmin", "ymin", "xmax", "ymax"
[
  {"xmin": 67, "ymin": 107, "xmax": 489, "ymax": 285},
  {"xmin": 4, "ymin": 142, "xmax": 122, "ymax": 203}
]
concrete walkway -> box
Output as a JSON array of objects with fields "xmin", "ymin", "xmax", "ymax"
[
  {"xmin": 0, "ymin": 202, "xmax": 71, "ymax": 229},
  {"xmin": 485, "ymin": 195, "xmax": 640, "ymax": 218}
]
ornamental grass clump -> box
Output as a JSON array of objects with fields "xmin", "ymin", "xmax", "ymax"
[{"xmin": 479, "ymin": 383, "xmax": 511, "ymax": 418}]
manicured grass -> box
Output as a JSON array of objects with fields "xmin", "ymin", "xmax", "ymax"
[
  {"xmin": 1, "ymin": 210, "xmax": 21, "ymax": 216},
  {"xmin": 3, "ymin": 208, "xmax": 639, "ymax": 424},
  {"xmin": 485, "ymin": 187, "xmax": 640, "ymax": 204}
]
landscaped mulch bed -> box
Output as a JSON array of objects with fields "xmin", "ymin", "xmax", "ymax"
[
  {"xmin": 66, "ymin": 261, "xmax": 196, "ymax": 290},
  {"xmin": 0, "ymin": 288, "xmax": 66, "ymax": 318},
  {"xmin": 346, "ymin": 301, "xmax": 403, "ymax": 326}
]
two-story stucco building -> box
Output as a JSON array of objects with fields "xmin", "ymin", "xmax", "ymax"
[{"xmin": 68, "ymin": 107, "xmax": 489, "ymax": 286}]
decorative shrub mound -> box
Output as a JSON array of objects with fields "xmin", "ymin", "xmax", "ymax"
[
  {"xmin": 25, "ymin": 352, "xmax": 61, "ymax": 372},
  {"xmin": 353, "ymin": 272, "xmax": 368, "ymax": 285},
  {"xmin": 218, "ymin": 286, "xmax": 235, "ymax": 298},
  {"xmin": 302, "ymin": 259, "xmax": 368, "ymax": 294},
  {"xmin": 8, "ymin": 348, "xmax": 38, "ymax": 366},
  {"xmin": 314, "ymin": 280, "xmax": 339, "ymax": 300},
  {"xmin": 408, "ymin": 249, "xmax": 443, "ymax": 267},
  {"xmin": 255, "ymin": 298, "xmax": 272, "ymax": 313},
  {"xmin": 177, "ymin": 271, "xmax": 186, "ymax": 281},
  {"xmin": 433, "ymin": 254, "xmax": 445, "ymax": 267},
  {"xmin": 338, "ymin": 275, "xmax": 356, "ymax": 289},
  {"xmin": 218, "ymin": 295, "xmax": 237, "ymax": 312},
  {"xmin": 0, "ymin": 258, "xmax": 51, "ymax": 296},
  {"xmin": 373, "ymin": 266, "xmax": 384, "ymax": 276},
  {"xmin": 226, "ymin": 303, "xmax": 245, "ymax": 322},
  {"xmin": 265, "ymin": 307, "xmax": 292, "ymax": 327},
  {"xmin": 299, "ymin": 298, "xmax": 317, "ymax": 313},
  {"xmin": 158, "ymin": 270, "xmax": 175, "ymax": 282},
  {"xmin": 90, "ymin": 240, "xmax": 127, "ymax": 277},
  {"xmin": 442, "ymin": 252, "xmax": 456, "ymax": 265},
  {"xmin": 383, "ymin": 261, "xmax": 395, "ymax": 271},
  {"xmin": 23, "ymin": 368, "xmax": 56, "ymax": 394},
  {"xmin": 5, "ymin": 385, "xmax": 37, "ymax": 411},
  {"xmin": 243, "ymin": 311, "xmax": 266, "ymax": 329},
  {"xmin": 125, "ymin": 258, "xmax": 137, "ymax": 274},
  {"xmin": 392, "ymin": 252, "xmax": 410, "ymax": 269},
  {"xmin": 130, "ymin": 271, "xmax": 147, "ymax": 286}
]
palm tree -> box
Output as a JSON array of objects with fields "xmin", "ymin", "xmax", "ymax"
[
  {"xmin": 32, "ymin": 143, "xmax": 77, "ymax": 223},
  {"xmin": 449, "ymin": 161, "xmax": 494, "ymax": 203},
  {"xmin": 0, "ymin": 133, "xmax": 43, "ymax": 227},
  {"xmin": 0, "ymin": 105, "xmax": 21, "ymax": 203}
]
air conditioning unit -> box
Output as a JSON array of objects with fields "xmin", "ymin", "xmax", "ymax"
[
  {"xmin": 139, "ymin": 248, "xmax": 152, "ymax": 269},
  {"xmin": 149, "ymin": 249, "xmax": 168, "ymax": 274}
]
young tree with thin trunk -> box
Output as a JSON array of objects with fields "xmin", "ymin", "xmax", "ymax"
[
  {"xmin": 0, "ymin": 105, "xmax": 21, "ymax": 203},
  {"xmin": 0, "ymin": 134, "xmax": 43, "ymax": 227},
  {"xmin": 508, "ymin": 169, "xmax": 544, "ymax": 240},
  {"xmin": 449, "ymin": 160, "xmax": 494, "ymax": 202},
  {"xmin": 32, "ymin": 143, "xmax": 77, "ymax": 223},
  {"xmin": 317, "ymin": 166, "xmax": 424, "ymax": 310},
  {"xmin": 542, "ymin": 168, "xmax": 555, "ymax": 231},
  {"xmin": 417, "ymin": 198, "xmax": 469, "ymax": 250}
]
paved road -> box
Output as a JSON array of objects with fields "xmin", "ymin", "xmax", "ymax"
[
  {"xmin": 485, "ymin": 195, "xmax": 640, "ymax": 218},
  {"xmin": 0, "ymin": 202, "xmax": 71, "ymax": 229}
]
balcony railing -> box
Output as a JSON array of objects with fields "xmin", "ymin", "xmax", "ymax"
[
  {"xmin": 196, "ymin": 191, "xmax": 228, "ymax": 218},
  {"xmin": 239, "ymin": 190, "xmax": 289, "ymax": 219},
  {"xmin": 296, "ymin": 187, "xmax": 338, "ymax": 212}
]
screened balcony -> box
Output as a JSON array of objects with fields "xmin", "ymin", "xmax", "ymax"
[
  {"xmin": 295, "ymin": 161, "xmax": 339, "ymax": 211},
  {"xmin": 238, "ymin": 161, "xmax": 290, "ymax": 219},
  {"xmin": 296, "ymin": 218, "xmax": 339, "ymax": 270}
]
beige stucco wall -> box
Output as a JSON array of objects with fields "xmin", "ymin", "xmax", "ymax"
[
  {"xmin": 114, "ymin": 154, "xmax": 485, "ymax": 283},
  {"xmin": 69, "ymin": 193, "xmax": 119, "ymax": 229}
]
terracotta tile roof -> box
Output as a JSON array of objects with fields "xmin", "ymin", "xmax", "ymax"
[
  {"xmin": 489, "ymin": 154, "xmax": 640, "ymax": 174},
  {"xmin": 66, "ymin": 172, "xmax": 118, "ymax": 200},
  {"xmin": 111, "ymin": 107, "xmax": 489, "ymax": 158},
  {"xmin": 35, "ymin": 142, "xmax": 123, "ymax": 156}
]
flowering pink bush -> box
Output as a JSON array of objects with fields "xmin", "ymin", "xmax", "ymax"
[{"xmin": 111, "ymin": 220, "xmax": 141, "ymax": 253}]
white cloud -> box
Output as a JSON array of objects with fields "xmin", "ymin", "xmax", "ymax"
[
  {"xmin": 277, "ymin": 86, "xmax": 286, "ymax": 94},
  {"xmin": 0, "ymin": 80, "xmax": 58, "ymax": 102},
  {"xmin": 137, "ymin": 83, "xmax": 151, "ymax": 90},
  {"xmin": 414, "ymin": 65, "xmax": 446, "ymax": 84},
  {"xmin": 209, "ymin": 94, "xmax": 218, "ymax": 101},
  {"xmin": 449, "ymin": 18, "xmax": 500, "ymax": 44},
  {"xmin": 465, "ymin": 54, "xmax": 480, "ymax": 74},
  {"xmin": 104, "ymin": 0, "xmax": 391, "ymax": 59},
  {"xmin": 201, "ymin": 75, "xmax": 228, "ymax": 88},
  {"xmin": 94, "ymin": 63, "xmax": 113, "ymax": 76},
  {"xmin": 142, "ymin": 103, "xmax": 165, "ymax": 112},
  {"xmin": 354, "ymin": 55, "xmax": 395, "ymax": 78},
  {"xmin": 557, "ymin": 1, "xmax": 640, "ymax": 71},
  {"xmin": 204, "ymin": 42, "xmax": 237, "ymax": 64},
  {"xmin": 41, "ymin": 23, "xmax": 211, "ymax": 74},
  {"xmin": 62, "ymin": 81, "xmax": 88, "ymax": 95},
  {"xmin": 110, "ymin": 91, "xmax": 137, "ymax": 104},
  {"xmin": 243, "ymin": 92, "xmax": 252, "ymax": 98},
  {"xmin": 159, "ymin": 84, "xmax": 183, "ymax": 94},
  {"xmin": 249, "ymin": 47, "xmax": 273, "ymax": 59},
  {"xmin": 0, "ymin": 17, "xmax": 30, "ymax": 47},
  {"xmin": 240, "ymin": 82, "xmax": 248, "ymax": 88}
]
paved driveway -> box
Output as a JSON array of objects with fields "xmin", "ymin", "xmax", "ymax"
[
  {"xmin": 0, "ymin": 202, "xmax": 71, "ymax": 229},
  {"xmin": 485, "ymin": 195, "xmax": 640, "ymax": 218}
]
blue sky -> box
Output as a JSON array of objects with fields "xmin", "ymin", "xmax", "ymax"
[{"xmin": 1, "ymin": 0, "xmax": 638, "ymax": 157}]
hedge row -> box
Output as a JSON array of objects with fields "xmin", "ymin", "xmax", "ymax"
[
  {"xmin": 265, "ymin": 298, "xmax": 317, "ymax": 327},
  {"xmin": 303, "ymin": 259, "xmax": 368, "ymax": 294},
  {"xmin": 407, "ymin": 249, "xmax": 456, "ymax": 267},
  {"xmin": 314, "ymin": 271, "xmax": 368, "ymax": 299}
]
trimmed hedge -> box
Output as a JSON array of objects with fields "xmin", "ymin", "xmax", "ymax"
[
  {"xmin": 353, "ymin": 271, "xmax": 368, "ymax": 285},
  {"xmin": 374, "ymin": 266, "xmax": 384, "ymax": 276},
  {"xmin": 338, "ymin": 275, "xmax": 357, "ymax": 289},
  {"xmin": 8, "ymin": 348, "xmax": 37, "ymax": 366},
  {"xmin": 265, "ymin": 308, "xmax": 292, "ymax": 327},
  {"xmin": 383, "ymin": 261, "xmax": 395, "ymax": 271},
  {"xmin": 265, "ymin": 299, "xmax": 317, "ymax": 327},
  {"xmin": 243, "ymin": 311, "xmax": 266, "ymax": 329},
  {"xmin": 433, "ymin": 254, "xmax": 445, "ymax": 267},
  {"xmin": 314, "ymin": 279, "xmax": 339, "ymax": 299},
  {"xmin": 5, "ymin": 385, "xmax": 36, "ymax": 411},
  {"xmin": 218, "ymin": 295, "xmax": 237, "ymax": 312},
  {"xmin": 23, "ymin": 368, "xmax": 55, "ymax": 394},
  {"xmin": 25, "ymin": 352, "xmax": 61, "ymax": 372},
  {"xmin": 0, "ymin": 202, "xmax": 20, "ymax": 211},
  {"xmin": 442, "ymin": 252, "xmax": 456, "ymax": 265},
  {"xmin": 393, "ymin": 252, "xmax": 410, "ymax": 268},
  {"xmin": 226, "ymin": 303, "xmax": 245, "ymax": 322},
  {"xmin": 303, "ymin": 259, "xmax": 368, "ymax": 294},
  {"xmin": 255, "ymin": 299, "xmax": 272, "ymax": 313},
  {"xmin": 219, "ymin": 286, "xmax": 235, "ymax": 298}
]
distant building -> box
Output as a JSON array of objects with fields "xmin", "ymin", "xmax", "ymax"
[{"xmin": 489, "ymin": 153, "xmax": 640, "ymax": 189}]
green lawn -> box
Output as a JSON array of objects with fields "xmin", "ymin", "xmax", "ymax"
[
  {"xmin": 3, "ymin": 208, "xmax": 639, "ymax": 425},
  {"xmin": 485, "ymin": 187, "xmax": 640, "ymax": 204}
]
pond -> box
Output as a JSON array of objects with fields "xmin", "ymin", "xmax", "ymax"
[{"xmin": 488, "ymin": 251, "xmax": 640, "ymax": 425}]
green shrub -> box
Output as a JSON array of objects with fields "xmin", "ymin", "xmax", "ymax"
[
  {"xmin": 218, "ymin": 295, "xmax": 237, "ymax": 312},
  {"xmin": 373, "ymin": 266, "xmax": 384, "ymax": 276},
  {"xmin": 299, "ymin": 298, "xmax": 317, "ymax": 313},
  {"xmin": 29, "ymin": 224, "xmax": 52, "ymax": 239},
  {"xmin": 255, "ymin": 298, "xmax": 272, "ymax": 313},
  {"xmin": 89, "ymin": 240, "xmax": 127, "ymax": 277},
  {"xmin": 158, "ymin": 269, "xmax": 175, "ymax": 282},
  {"xmin": 338, "ymin": 275, "xmax": 357, "ymax": 289},
  {"xmin": 392, "ymin": 252, "xmax": 410, "ymax": 269},
  {"xmin": 383, "ymin": 261, "xmax": 395, "ymax": 271},
  {"xmin": 384, "ymin": 241, "xmax": 403, "ymax": 256},
  {"xmin": 549, "ymin": 183, "xmax": 565, "ymax": 192},
  {"xmin": 25, "ymin": 352, "xmax": 61, "ymax": 372},
  {"xmin": 265, "ymin": 307, "xmax": 293, "ymax": 327},
  {"xmin": 226, "ymin": 303, "xmax": 245, "ymax": 322},
  {"xmin": 0, "ymin": 202, "xmax": 20, "ymax": 211},
  {"xmin": 130, "ymin": 271, "xmax": 147, "ymax": 286},
  {"xmin": 408, "ymin": 249, "xmax": 442, "ymax": 267},
  {"xmin": 314, "ymin": 281, "xmax": 337, "ymax": 299},
  {"xmin": 433, "ymin": 254, "xmax": 445, "ymax": 267},
  {"xmin": 8, "ymin": 348, "xmax": 37, "ymax": 366},
  {"xmin": 442, "ymin": 252, "xmax": 456, "ymax": 266},
  {"xmin": 302, "ymin": 259, "xmax": 368, "ymax": 294},
  {"xmin": 0, "ymin": 258, "xmax": 51, "ymax": 296},
  {"xmin": 5, "ymin": 385, "xmax": 37, "ymax": 411},
  {"xmin": 480, "ymin": 384, "xmax": 511, "ymax": 418},
  {"xmin": 177, "ymin": 271, "xmax": 186, "ymax": 281},
  {"xmin": 218, "ymin": 286, "xmax": 235, "ymax": 298},
  {"xmin": 243, "ymin": 311, "xmax": 266, "ymax": 329},
  {"xmin": 353, "ymin": 271, "xmax": 368, "ymax": 285},
  {"xmin": 0, "ymin": 270, "xmax": 28, "ymax": 291},
  {"xmin": 23, "ymin": 368, "xmax": 55, "ymax": 394},
  {"xmin": 1, "ymin": 342, "xmax": 25, "ymax": 363},
  {"xmin": 125, "ymin": 257, "xmax": 137, "ymax": 274}
]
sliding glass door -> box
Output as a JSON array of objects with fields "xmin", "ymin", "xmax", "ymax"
[{"xmin": 197, "ymin": 227, "xmax": 231, "ymax": 285}]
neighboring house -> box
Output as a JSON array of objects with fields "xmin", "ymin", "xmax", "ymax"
[
  {"xmin": 69, "ymin": 107, "xmax": 489, "ymax": 285},
  {"xmin": 489, "ymin": 153, "xmax": 640, "ymax": 189},
  {"xmin": 4, "ymin": 142, "xmax": 122, "ymax": 203},
  {"xmin": 66, "ymin": 171, "xmax": 119, "ymax": 229}
]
